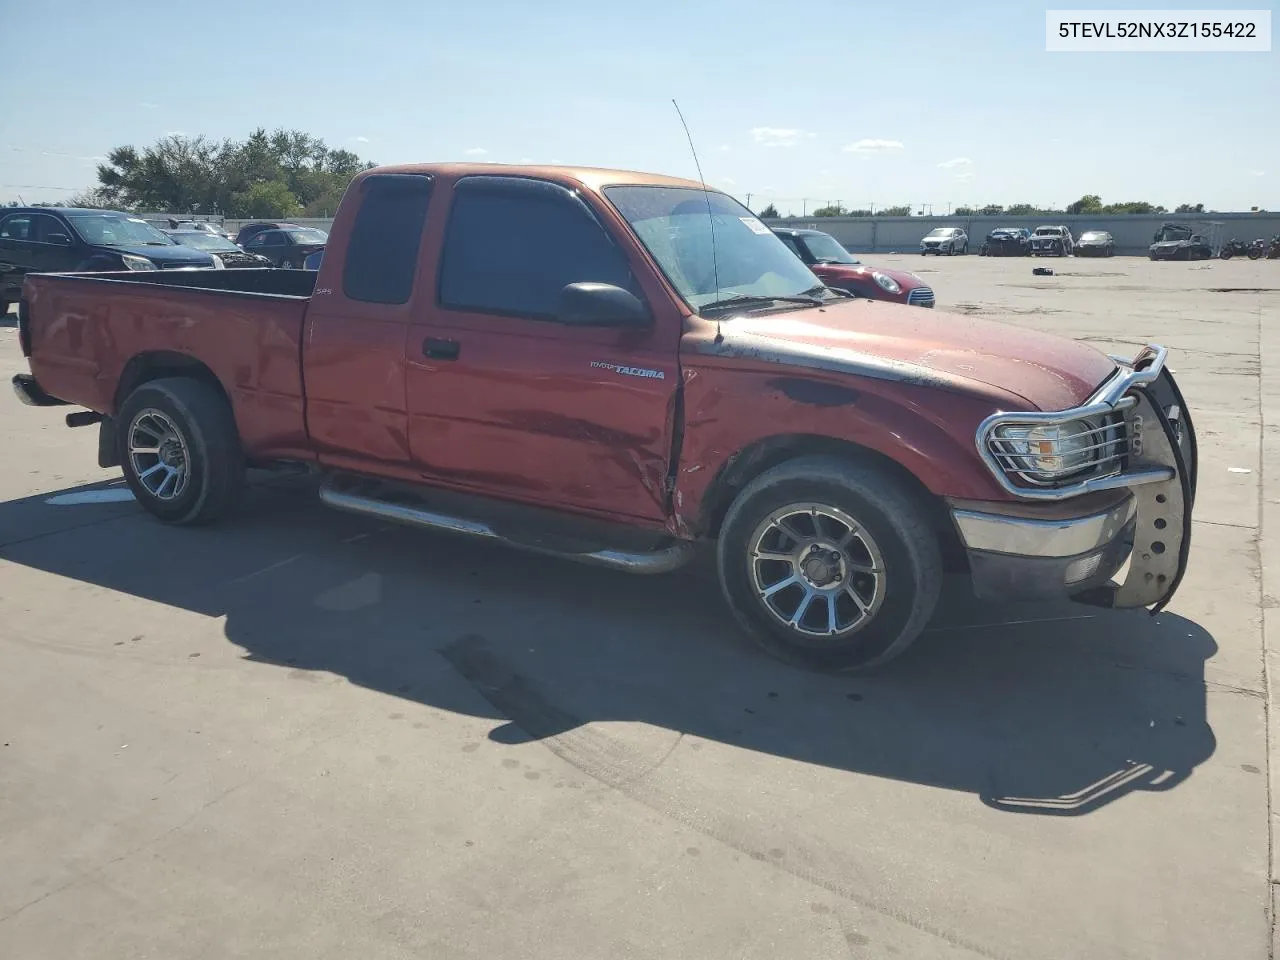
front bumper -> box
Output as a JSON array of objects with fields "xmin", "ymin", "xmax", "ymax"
[
  {"xmin": 960, "ymin": 346, "xmax": 1197, "ymax": 613},
  {"xmin": 952, "ymin": 492, "xmax": 1137, "ymax": 601}
]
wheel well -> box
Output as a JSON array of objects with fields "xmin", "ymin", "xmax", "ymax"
[
  {"xmin": 695, "ymin": 434, "xmax": 966, "ymax": 566},
  {"xmin": 113, "ymin": 351, "xmax": 231, "ymax": 415}
]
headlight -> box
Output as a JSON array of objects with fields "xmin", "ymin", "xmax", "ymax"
[
  {"xmin": 873, "ymin": 272, "xmax": 901, "ymax": 294},
  {"xmin": 120, "ymin": 254, "xmax": 157, "ymax": 271},
  {"xmin": 990, "ymin": 419, "xmax": 1098, "ymax": 481},
  {"xmin": 210, "ymin": 255, "xmax": 226, "ymax": 270}
]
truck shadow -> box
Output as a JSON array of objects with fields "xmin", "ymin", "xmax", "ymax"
[{"xmin": 1, "ymin": 474, "xmax": 1218, "ymax": 816}]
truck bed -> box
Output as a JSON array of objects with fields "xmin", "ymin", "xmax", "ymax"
[{"xmin": 21, "ymin": 269, "xmax": 316, "ymax": 461}]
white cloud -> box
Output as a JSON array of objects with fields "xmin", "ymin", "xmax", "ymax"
[
  {"xmin": 1251, "ymin": 170, "xmax": 1266, "ymax": 177},
  {"xmin": 954, "ymin": 172, "xmax": 974, "ymax": 182},
  {"xmin": 937, "ymin": 157, "xmax": 972, "ymax": 169},
  {"xmin": 520, "ymin": 157, "xmax": 534, "ymax": 164},
  {"xmin": 139, "ymin": 101, "xmax": 159, "ymax": 109},
  {"xmin": 464, "ymin": 147, "xmax": 488, "ymax": 156},
  {"xmin": 353, "ymin": 135, "xmax": 370, "ymax": 143},
  {"xmin": 750, "ymin": 127, "xmax": 814, "ymax": 148},
  {"xmin": 718, "ymin": 144, "xmax": 731, "ymax": 152},
  {"xmin": 843, "ymin": 138, "xmax": 904, "ymax": 153}
]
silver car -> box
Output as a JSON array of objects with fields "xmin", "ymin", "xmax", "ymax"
[{"xmin": 919, "ymin": 227, "xmax": 968, "ymax": 256}]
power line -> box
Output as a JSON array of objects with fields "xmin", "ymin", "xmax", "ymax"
[{"xmin": 0, "ymin": 184, "xmax": 82, "ymax": 191}]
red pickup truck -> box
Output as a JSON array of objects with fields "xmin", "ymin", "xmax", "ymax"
[{"xmin": 11, "ymin": 163, "xmax": 1197, "ymax": 672}]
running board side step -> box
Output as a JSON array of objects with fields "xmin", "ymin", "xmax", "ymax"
[{"xmin": 319, "ymin": 482, "xmax": 695, "ymax": 575}]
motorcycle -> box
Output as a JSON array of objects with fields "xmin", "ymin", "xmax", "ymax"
[
  {"xmin": 1268, "ymin": 235, "xmax": 1280, "ymax": 260},
  {"xmin": 1220, "ymin": 238, "xmax": 1252, "ymax": 259},
  {"xmin": 1247, "ymin": 238, "xmax": 1267, "ymax": 260}
]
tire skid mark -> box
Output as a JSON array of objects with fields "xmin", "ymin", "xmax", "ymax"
[{"xmin": 441, "ymin": 633, "xmax": 1008, "ymax": 960}]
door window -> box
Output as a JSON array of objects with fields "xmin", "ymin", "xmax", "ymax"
[
  {"xmin": 343, "ymin": 174, "xmax": 433, "ymax": 304},
  {"xmin": 0, "ymin": 216, "xmax": 33, "ymax": 241},
  {"xmin": 438, "ymin": 177, "xmax": 637, "ymax": 321}
]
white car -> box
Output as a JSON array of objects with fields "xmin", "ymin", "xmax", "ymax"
[{"xmin": 919, "ymin": 227, "xmax": 968, "ymax": 256}]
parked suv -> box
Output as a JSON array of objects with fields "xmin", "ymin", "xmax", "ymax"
[
  {"xmin": 0, "ymin": 207, "xmax": 216, "ymax": 313},
  {"xmin": 919, "ymin": 227, "xmax": 968, "ymax": 255},
  {"xmin": 1029, "ymin": 225, "xmax": 1074, "ymax": 257},
  {"xmin": 234, "ymin": 221, "xmax": 302, "ymax": 248}
]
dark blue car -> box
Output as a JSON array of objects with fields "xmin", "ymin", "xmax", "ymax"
[{"xmin": 0, "ymin": 207, "xmax": 216, "ymax": 311}]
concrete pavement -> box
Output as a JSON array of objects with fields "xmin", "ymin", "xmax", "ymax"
[{"xmin": 0, "ymin": 259, "xmax": 1277, "ymax": 958}]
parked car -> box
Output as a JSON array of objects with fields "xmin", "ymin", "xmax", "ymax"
[
  {"xmin": 1074, "ymin": 230, "xmax": 1116, "ymax": 257},
  {"xmin": 919, "ymin": 227, "xmax": 968, "ymax": 256},
  {"xmin": 162, "ymin": 230, "xmax": 275, "ymax": 268},
  {"xmin": 773, "ymin": 227, "xmax": 934, "ymax": 306},
  {"xmin": 0, "ymin": 207, "xmax": 217, "ymax": 312},
  {"xmin": 1149, "ymin": 223, "xmax": 1213, "ymax": 261},
  {"xmin": 11, "ymin": 162, "xmax": 1196, "ymax": 673},
  {"xmin": 1029, "ymin": 225, "xmax": 1074, "ymax": 257},
  {"xmin": 241, "ymin": 227, "xmax": 328, "ymax": 268},
  {"xmin": 233, "ymin": 221, "xmax": 302, "ymax": 248},
  {"xmin": 979, "ymin": 226, "xmax": 1031, "ymax": 257}
]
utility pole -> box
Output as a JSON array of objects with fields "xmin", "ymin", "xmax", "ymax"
[
  {"xmin": 745, "ymin": 192, "xmax": 753, "ymax": 211},
  {"xmin": 802, "ymin": 199, "xmax": 808, "ymax": 217}
]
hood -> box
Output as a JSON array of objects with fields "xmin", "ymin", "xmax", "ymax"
[
  {"xmin": 816, "ymin": 263, "xmax": 925, "ymax": 289},
  {"xmin": 96, "ymin": 242, "xmax": 214, "ymax": 265},
  {"xmin": 701, "ymin": 299, "xmax": 1117, "ymax": 411},
  {"xmin": 1151, "ymin": 239, "xmax": 1187, "ymax": 249}
]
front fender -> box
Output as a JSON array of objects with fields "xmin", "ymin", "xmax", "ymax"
[{"xmin": 673, "ymin": 364, "xmax": 1016, "ymax": 531}]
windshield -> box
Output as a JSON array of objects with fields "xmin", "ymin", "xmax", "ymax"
[
  {"xmin": 925, "ymin": 228, "xmax": 954, "ymax": 238},
  {"xmin": 285, "ymin": 229, "xmax": 328, "ymax": 244},
  {"xmin": 1080, "ymin": 231, "xmax": 1108, "ymax": 241},
  {"xmin": 168, "ymin": 232, "xmax": 239, "ymax": 252},
  {"xmin": 801, "ymin": 232, "xmax": 859, "ymax": 264},
  {"xmin": 1034, "ymin": 227, "xmax": 1059, "ymax": 235},
  {"xmin": 993, "ymin": 226, "xmax": 1019, "ymax": 233},
  {"xmin": 604, "ymin": 186, "xmax": 824, "ymax": 311},
  {"xmin": 69, "ymin": 214, "xmax": 173, "ymax": 247},
  {"xmin": 1157, "ymin": 225, "xmax": 1191, "ymax": 241}
]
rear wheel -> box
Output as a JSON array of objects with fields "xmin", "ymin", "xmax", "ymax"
[
  {"xmin": 716, "ymin": 456, "xmax": 942, "ymax": 672},
  {"xmin": 118, "ymin": 377, "xmax": 245, "ymax": 525}
]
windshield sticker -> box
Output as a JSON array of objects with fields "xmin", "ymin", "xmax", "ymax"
[
  {"xmin": 740, "ymin": 216, "xmax": 772, "ymax": 236},
  {"xmin": 591, "ymin": 361, "xmax": 665, "ymax": 381}
]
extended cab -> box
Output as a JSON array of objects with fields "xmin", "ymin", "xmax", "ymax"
[{"xmin": 11, "ymin": 163, "xmax": 1198, "ymax": 672}]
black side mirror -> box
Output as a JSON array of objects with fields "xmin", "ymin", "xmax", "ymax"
[
  {"xmin": 557, "ymin": 282, "xmax": 650, "ymax": 328},
  {"xmin": 46, "ymin": 232, "xmax": 72, "ymax": 246}
]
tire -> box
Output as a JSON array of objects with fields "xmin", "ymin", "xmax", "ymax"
[
  {"xmin": 715, "ymin": 455, "xmax": 943, "ymax": 672},
  {"xmin": 118, "ymin": 377, "xmax": 245, "ymax": 526},
  {"xmin": 1248, "ymin": 248, "xmax": 1262, "ymax": 261},
  {"xmin": 960, "ymin": 242, "xmax": 968, "ymax": 255},
  {"xmin": 1221, "ymin": 248, "xmax": 1234, "ymax": 260}
]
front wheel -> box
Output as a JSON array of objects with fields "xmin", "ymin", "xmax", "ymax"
[
  {"xmin": 1221, "ymin": 248, "xmax": 1234, "ymax": 259},
  {"xmin": 118, "ymin": 377, "xmax": 245, "ymax": 525},
  {"xmin": 1248, "ymin": 248, "xmax": 1263, "ymax": 260},
  {"xmin": 716, "ymin": 456, "xmax": 943, "ymax": 672}
]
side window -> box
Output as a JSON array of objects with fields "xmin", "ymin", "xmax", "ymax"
[
  {"xmin": 262, "ymin": 232, "xmax": 285, "ymax": 247},
  {"xmin": 245, "ymin": 233, "xmax": 265, "ymax": 248},
  {"xmin": 33, "ymin": 215, "xmax": 71, "ymax": 244},
  {"xmin": 777, "ymin": 234, "xmax": 806, "ymax": 260},
  {"xmin": 0, "ymin": 216, "xmax": 33, "ymax": 241},
  {"xmin": 439, "ymin": 177, "xmax": 636, "ymax": 320},
  {"xmin": 343, "ymin": 173, "xmax": 432, "ymax": 304}
]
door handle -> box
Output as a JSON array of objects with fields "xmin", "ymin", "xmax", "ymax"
[{"xmin": 423, "ymin": 337, "xmax": 460, "ymax": 361}]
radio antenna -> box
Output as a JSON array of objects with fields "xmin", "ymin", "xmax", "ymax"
[{"xmin": 671, "ymin": 98, "xmax": 722, "ymax": 344}]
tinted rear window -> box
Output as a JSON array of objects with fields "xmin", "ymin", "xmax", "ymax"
[{"xmin": 342, "ymin": 175, "xmax": 432, "ymax": 305}]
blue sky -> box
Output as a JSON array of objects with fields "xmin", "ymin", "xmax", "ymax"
[{"xmin": 3, "ymin": 0, "xmax": 1275, "ymax": 215}]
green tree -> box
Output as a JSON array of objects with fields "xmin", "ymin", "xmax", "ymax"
[
  {"xmin": 1005, "ymin": 203, "xmax": 1039, "ymax": 216},
  {"xmin": 978, "ymin": 204, "xmax": 1004, "ymax": 216},
  {"xmin": 1103, "ymin": 200, "xmax": 1165, "ymax": 214},
  {"xmin": 87, "ymin": 128, "xmax": 373, "ymax": 217},
  {"xmin": 1174, "ymin": 203, "xmax": 1205, "ymax": 214},
  {"xmin": 1066, "ymin": 194, "xmax": 1103, "ymax": 215},
  {"xmin": 812, "ymin": 204, "xmax": 847, "ymax": 217},
  {"xmin": 757, "ymin": 203, "xmax": 780, "ymax": 219},
  {"xmin": 954, "ymin": 206, "xmax": 974, "ymax": 216},
  {"xmin": 879, "ymin": 205, "xmax": 911, "ymax": 217},
  {"xmin": 233, "ymin": 180, "xmax": 300, "ymax": 219}
]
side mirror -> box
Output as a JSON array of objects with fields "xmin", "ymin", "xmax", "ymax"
[
  {"xmin": 557, "ymin": 282, "xmax": 650, "ymax": 328},
  {"xmin": 46, "ymin": 232, "xmax": 72, "ymax": 246}
]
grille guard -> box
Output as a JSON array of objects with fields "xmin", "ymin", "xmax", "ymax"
[{"xmin": 975, "ymin": 345, "xmax": 1197, "ymax": 613}]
